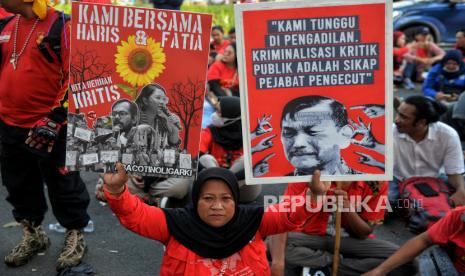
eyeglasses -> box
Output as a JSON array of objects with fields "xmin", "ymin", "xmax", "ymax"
[{"xmin": 112, "ymin": 111, "xmax": 130, "ymax": 117}]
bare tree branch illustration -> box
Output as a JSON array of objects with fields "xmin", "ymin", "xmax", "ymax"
[
  {"xmin": 70, "ymin": 47, "xmax": 113, "ymax": 86},
  {"xmin": 168, "ymin": 78, "xmax": 205, "ymax": 150}
]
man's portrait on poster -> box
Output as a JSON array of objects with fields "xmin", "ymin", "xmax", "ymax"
[
  {"xmin": 65, "ymin": 83, "xmax": 192, "ymax": 177},
  {"xmin": 251, "ymin": 95, "xmax": 386, "ymax": 177}
]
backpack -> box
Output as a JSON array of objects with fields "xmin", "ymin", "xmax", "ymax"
[
  {"xmin": 0, "ymin": 11, "xmax": 70, "ymax": 64},
  {"xmin": 399, "ymin": 177, "xmax": 452, "ymax": 234}
]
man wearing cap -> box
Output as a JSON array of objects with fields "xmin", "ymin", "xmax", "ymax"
[
  {"xmin": 0, "ymin": 0, "xmax": 90, "ymax": 271},
  {"xmin": 405, "ymin": 26, "xmax": 445, "ymax": 82}
]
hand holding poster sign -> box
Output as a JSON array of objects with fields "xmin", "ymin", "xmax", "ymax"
[
  {"xmin": 235, "ymin": 0, "xmax": 392, "ymax": 184},
  {"xmin": 66, "ymin": 3, "xmax": 212, "ymax": 178}
]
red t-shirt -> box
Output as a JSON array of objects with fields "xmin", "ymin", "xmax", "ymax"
[
  {"xmin": 211, "ymin": 39, "xmax": 230, "ymax": 55},
  {"xmin": 427, "ymin": 206, "xmax": 465, "ymax": 273},
  {"xmin": 284, "ymin": 181, "xmax": 388, "ymax": 236},
  {"xmin": 393, "ymin": 46, "xmax": 409, "ymax": 70},
  {"xmin": 207, "ymin": 60, "xmax": 239, "ymax": 90},
  {"xmin": 105, "ymin": 186, "xmax": 312, "ymax": 275},
  {"xmin": 199, "ymin": 127, "xmax": 243, "ymax": 168},
  {"xmin": 416, "ymin": 46, "xmax": 428, "ymax": 58},
  {"xmin": 0, "ymin": 8, "xmax": 11, "ymax": 18},
  {"xmin": 0, "ymin": 8, "xmax": 69, "ymax": 128}
]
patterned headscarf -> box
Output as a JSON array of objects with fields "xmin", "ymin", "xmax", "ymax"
[{"xmin": 23, "ymin": 0, "xmax": 48, "ymax": 20}]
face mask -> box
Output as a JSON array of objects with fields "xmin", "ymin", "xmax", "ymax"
[
  {"xmin": 211, "ymin": 112, "xmax": 240, "ymax": 127},
  {"xmin": 443, "ymin": 65, "xmax": 459, "ymax": 73}
]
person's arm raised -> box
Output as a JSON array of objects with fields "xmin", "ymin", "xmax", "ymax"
[
  {"xmin": 104, "ymin": 163, "xmax": 170, "ymax": 243},
  {"xmin": 103, "ymin": 162, "xmax": 128, "ymax": 195}
]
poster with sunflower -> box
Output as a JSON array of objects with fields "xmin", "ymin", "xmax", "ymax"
[{"xmin": 65, "ymin": 2, "xmax": 212, "ymax": 178}]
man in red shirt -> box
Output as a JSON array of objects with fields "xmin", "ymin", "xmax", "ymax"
[
  {"xmin": 364, "ymin": 206, "xmax": 465, "ymax": 275},
  {"xmin": 0, "ymin": 0, "xmax": 90, "ymax": 271},
  {"xmin": 269, "ymin": 181, "xmax": 417, "ymax": 275}
]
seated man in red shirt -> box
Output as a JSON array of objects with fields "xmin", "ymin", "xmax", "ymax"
[
  {"xmin": 364, "ymin": 206, "xmax": 465, "ymax": 276},
  {"xmin": 269, "ymin": 181, "xmax": 417, "ymax": 275}
]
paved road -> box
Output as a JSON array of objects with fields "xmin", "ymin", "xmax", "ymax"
[
  {"xmin": 0, "ymin": 85, "xmax": 421, "ymax": 276},
  {"xmin": 0, "ymin": 174, "xmax": 290, "ymax": 276}
]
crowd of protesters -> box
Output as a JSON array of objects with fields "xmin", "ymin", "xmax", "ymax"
[
  {"xmin": 393, "ymin": 26, "xmax": 465, "ymax": 154},
  {"xmin": 0, "ymin": 0, "xmax": 465, "ymax": 275}
]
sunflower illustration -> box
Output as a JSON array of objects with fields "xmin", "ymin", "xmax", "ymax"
[{"xmin": 115, "ymin": 35, "xmax": 166, "ymax": 87}]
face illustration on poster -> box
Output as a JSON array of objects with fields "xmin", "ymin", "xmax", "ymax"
[
  {"xmin": 280, "ymin": 95, "xmax": 354, "ymax": 176},
  {"xmin": 164, "ymin": 149, "xmax": 176, "ymax": 167},
  {"xmin": 179, "ymin": 153, "xmax": 192, "ymax": 169},
  {"xmin": 111, "ymin": 99, "xmax": 139, "ymax": 135},
  {"xmin": 137, "ymin": 84, "xmax": 169, "ymax": 116},
  {"xmin": 135, "ymin": 83, "xmax": 182, "ymax": 149}
]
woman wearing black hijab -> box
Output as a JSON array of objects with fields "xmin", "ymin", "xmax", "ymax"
[{"xmin": 104, "ymin": 163, "xmax": 323, "ymax": 275}]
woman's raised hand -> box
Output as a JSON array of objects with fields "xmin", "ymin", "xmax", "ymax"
[{"xmin": 103, "ymin": 162, "xmax": 128, "ymax": 195}]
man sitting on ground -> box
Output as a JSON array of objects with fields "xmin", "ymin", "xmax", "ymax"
[
  {"xmin": 269, "ymin": 180, "xmax": 416, "ymax": 276},
  {"xmin": 390, "ymin": 95, "xmax": 465, "ymax": 207}
]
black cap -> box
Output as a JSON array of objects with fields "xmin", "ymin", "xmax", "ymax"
[
  {"xmin": 416, "ymin": 26, "xmax": 430, "ymax": 36},
  {"xmin": 218, "ymin": 96, "xmax": 241, "ymax": 118}
]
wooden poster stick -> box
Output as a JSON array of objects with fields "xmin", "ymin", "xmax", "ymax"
[{"xmin": 332, "ymin": 181, "xmax": 343, "ymax": 276}]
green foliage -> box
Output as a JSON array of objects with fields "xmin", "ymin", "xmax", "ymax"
[
  {"xmin": 182, "ymin": 4, "xmax": 235, "ymax": 33},
  {"xmin": 52, "ymin": 3, "xmax": 236, "ymax": 33},
  {"xmin": 53, "ymin": 3, "xmax": 71, "ymax": 14}
]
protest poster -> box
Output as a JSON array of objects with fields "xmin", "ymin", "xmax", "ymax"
[
  {"xmin": 65, "ymin": 2, "xmax": 212, "ymax": 178},
  {"xmin": 235, "ymin": 0, "xmax": 393, "ymax": 184}
]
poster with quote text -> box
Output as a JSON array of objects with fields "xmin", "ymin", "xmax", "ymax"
[{"xmin": 235, "ymin": 0, "xmax": 393, "ymax": 184}]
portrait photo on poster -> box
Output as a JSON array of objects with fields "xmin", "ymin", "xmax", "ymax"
[
  {"xmin": 235, "ymin": 0, "xmax": 393, "ymax": 184},
  {"xmin": 66, "ymin": 83, "xmax": 194, "ymax": 178},
  {"xmin": 250, "ymin": 96, "xmax": 386, "ymax": 177}
]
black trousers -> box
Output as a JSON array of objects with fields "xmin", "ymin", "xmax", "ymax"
[{"xmin": 0, "ymin": 120, "xmax": 90, "ymax": 229}]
